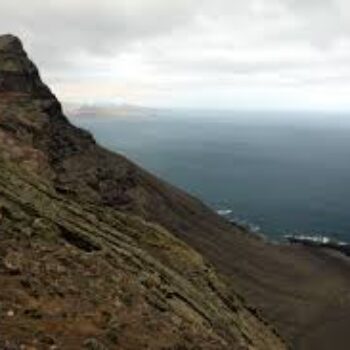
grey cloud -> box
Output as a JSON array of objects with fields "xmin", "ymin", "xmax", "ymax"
[
  {"xmin": 1, "ymin": 0, "xmax": 349, "ymax": 109},
  {"xmin": 284, "ymin": 0, "xmax": 350, "ymax": 47},
  {"xmin": 1, "ymin": 0, "xmax": 347, "ymax": 64},
  {"xmin": 0, "ymin": 0, "xmax": 198, "ymax": 68}
]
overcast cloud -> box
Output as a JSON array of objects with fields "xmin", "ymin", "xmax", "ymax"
[{"xmin": 1, "ymin": 0, "xmax": 350, "ymax": 110}]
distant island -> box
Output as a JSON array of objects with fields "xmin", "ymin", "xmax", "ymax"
[{"xmin": 66, "ymin": 103, "xmax": 158, "ymax": 119}]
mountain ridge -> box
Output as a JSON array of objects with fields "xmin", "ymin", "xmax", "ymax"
[
  {"xmin": 0, "ymin": 34, "xmax": 286, "ymax": 349},
  {"xmin": 2, "ymin": 34, "xmax": 350, "ymax": 350}
]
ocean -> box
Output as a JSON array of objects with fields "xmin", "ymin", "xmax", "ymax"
[{"xmin": 70, "ymin": 109, "xmax": 350, "ymax": 242}]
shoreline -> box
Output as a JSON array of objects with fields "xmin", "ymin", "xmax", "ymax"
[
  {"xmin": 285, "ymin": 234, "xmax": 350, "ymax": 257},
  {"xmin": 217, "ymin": 209, "xmax": 350, "ymax": 257}
]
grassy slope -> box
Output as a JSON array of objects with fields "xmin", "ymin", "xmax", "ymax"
[{"xmin": 0, "ymin": 159, "xmax": 286, "ymax": 349}]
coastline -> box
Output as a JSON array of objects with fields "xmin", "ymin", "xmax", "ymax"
[{"xmin": 217, "ymin": 209, "xmax": 350, "ymax": 257}]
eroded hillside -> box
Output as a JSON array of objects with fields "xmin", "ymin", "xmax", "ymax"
[
  {"xmin": 3, "ymin": 32, "xmax": 350, "ymax": 350},
  {"xmin": 0, "ymin": 34, "xmax": 286, "ymax": 349}
]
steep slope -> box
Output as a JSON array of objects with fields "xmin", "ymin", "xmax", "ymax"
[
  {"xmin": 2, "ymin": 33, "xmax": 350, "ymax": 350},
  {"xmin": 0, "ymin": 34, "xmax": 243, "ymax": 251},
  {"xmin": 0, "ymin": 34, "xmax": 286, "ymax": 349},
  {"xmin": 0, "ymin": 158, "xmax": 286, "ymax": 349}
]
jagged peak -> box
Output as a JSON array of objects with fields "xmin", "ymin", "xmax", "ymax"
[
  {"xmin": 0, "ymin": 33, "xmax": 54, "ymax": 99},
  {"xmin": 0, "ymin": 34, "xmax": 24, "ymax": 54}
]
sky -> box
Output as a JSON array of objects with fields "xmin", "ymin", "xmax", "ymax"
[{"xmin": 2, "ymin": 0, "xmax": 350, "ymax": 110}]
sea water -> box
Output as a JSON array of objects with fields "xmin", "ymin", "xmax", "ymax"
[{"xmin": 70, "ymin": 109, "xmax": 350, "ymax": 242}]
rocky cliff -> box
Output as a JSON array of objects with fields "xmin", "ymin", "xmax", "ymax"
[{"xmin": 0, "ymin": 34, "xmax": 286, "ymax": 350}]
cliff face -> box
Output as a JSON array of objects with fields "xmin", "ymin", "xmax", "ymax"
[
  {"xmin": 0, "ymin": 34, "xmax": 286, "ymax": 350},
  {"xmin": 0, "ymin": 35, "xmax": 51, "ymax": 98}
]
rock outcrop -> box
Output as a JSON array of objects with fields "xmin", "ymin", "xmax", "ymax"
[{"xmin": 0, "ymin": 35, "xmax": 52, "ymax": 98}]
